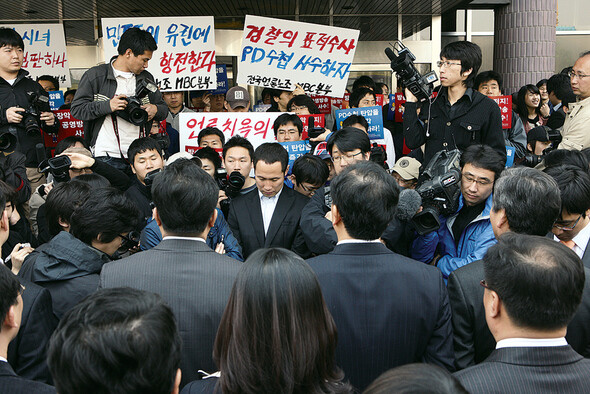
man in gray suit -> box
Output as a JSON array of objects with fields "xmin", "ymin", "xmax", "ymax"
[
  {"xmin": 454, "ymin": 233, "xmax": 590, "ymax": 393},
  {"xmin": 100, "ymin": 159, "xmax": 241, "ymax": 387}
]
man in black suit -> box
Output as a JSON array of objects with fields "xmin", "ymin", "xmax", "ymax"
[
  {"xmin": 546, "ymin": 73, "xmax": 573, "ymax": 130},
  {"xmin": 228, "ymin": 142, "xmax": 309, "ymax": 259},
  {"xmin": 455, "ymin": 233, "xmax": 590, "ymax": 393},
  {"xmin": 307, "ymin": 161, "xmax": 454, "ymax": 391},
  {"xmin": 448, "ymin": 167, "xmax": 590, "ymax": 370},
  {"xmin": 100, "ymin": 159, "xmax": 241, "ymax": 387}
]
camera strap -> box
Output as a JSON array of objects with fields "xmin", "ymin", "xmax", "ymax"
[{"xmin": 110, "ymin": 114, "xmax": 130, "ymax": 164}]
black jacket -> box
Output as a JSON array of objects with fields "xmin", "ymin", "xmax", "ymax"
[
  {"xmin": 125, "ymin": 177, "xmax": 152, "ymax": 231},
  {"xmin": 403, "ymin": 87, "xmax": 506, "ymax": 165},
  {"xmin": 0, "ymin": 361, "xmax": 55, "ymax": 394},
  {"xmin": 18, "ymin": 231, "xmax": 111, "ymax": 319}
]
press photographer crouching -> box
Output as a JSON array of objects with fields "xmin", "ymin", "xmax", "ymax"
[{"xmin": 517, "ymin": 125, "xmax": 562, "ymax": 167}]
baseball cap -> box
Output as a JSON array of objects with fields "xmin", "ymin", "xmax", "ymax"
[
  {"xmin": 392, "ymin": 157, "xmax": 420, "ymax": 180},
  {"xmin": 226, "ymin": 86, "xmax": 250, "ymax": 109},
  {"xmin": 527, "ymin": 125, "xmax": 551, "ymax": 144}
]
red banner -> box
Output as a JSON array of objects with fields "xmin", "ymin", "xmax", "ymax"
[
  {"xmin": 489, "ymin": 95, "xmax": 513, "ymax": 129},
  {"xmin": 298, "ymin": 114, "xmax": 325, "ymax": 139},
  {"xmin": 394, "ymin": 93, "xmax": 406, "ymax": 123},
  {"xmin": 43, "ymin": 110, "xmax": 85, "ymax": 151},
  {"xmin": 310, "ymin": 95, "xmax": 332, "ymax": 114}
]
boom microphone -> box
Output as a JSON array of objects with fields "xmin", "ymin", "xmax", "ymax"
[{"xmin": 396, "ymin": 188, "xmax": 422, "ymax": 221}]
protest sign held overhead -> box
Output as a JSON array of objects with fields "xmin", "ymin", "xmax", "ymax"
[{"xmin": 335, "ymin": 106, "xmax": 384, "ymax": 140}]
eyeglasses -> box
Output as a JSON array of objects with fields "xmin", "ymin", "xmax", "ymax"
[
  {"xmin": 289, "ymin": 105, "xmax": 308, "ymax": 112},
  {"xmin": 437, "ymin": 60, "xmax": 462, "ymax": 68},
  {"xmin": 568, "ymin": 71, "xmax": 590, "ymax": 80},
  {"xmin": 553, "ymin": 214, "xmax": 583, "ymax": 231},
  {"xmin": 461, "ymin": 173, "xmax": 493, "ymax": 186},
  {"xmin": 118, "ymin": 231, "xmax": 140, "ymax": 252},
  {"xmin": 331, "ymin": 151, "xmax": 364, "ymax": 163},
  {"xmin": 480, "ymin": 279, "xmax": 493, "ymax": 291},
  {"xmin": 276, "ymin": 129, "xmax": 300, "ymax": 137},
  {"xmin": 300, "ymin": 183, "xmax": 321, "ymax": 195}
]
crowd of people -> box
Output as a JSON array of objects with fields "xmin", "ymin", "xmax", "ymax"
[{"xmin": 0, "ymin": 23, "xmax": 590, "ymax": 394}]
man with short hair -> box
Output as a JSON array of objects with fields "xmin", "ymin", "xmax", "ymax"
[
  {"xmin": 561, "ymin": 51, "xmax": 590, "ymax": 150},
  {"xmin": 71, "ymin": 27, "xmax": 167, "ymax": 170},
  {"xmin": 290, "ymin": 154, "xmax": 329, "ymax": 197},
  {"xmin": 224, "ymin": 86, "xmax": 250, "ymax": 112},
  {"xmin": 162, "ymin": 91, "xmax": 194, "ymax": 133},
  {"xmin": 36, "ymin": 75, "xmax": 59, "ymax": 92},
  {"xmin": 454, "ymin": 233, "xmax": 590, "ymax": 392},
  {"xmin": 100, "ymin": 159, "xmax": 241, "ymax": 386},
  {"xmin": 546, "ymin": 73, "xmax": 573, "ymax": 129},
  {"xmin": 268, "ymin": 89, "xmax": 293, "ymax": 112},
  {"xmin": 203, "ymin": 92, "xmax": 225, "ymax": 113},
  {"xmin": 526, "ymin": 125, "xmax": 553, "ymax": 156},
  {"xmin": 198, "ymin": 127, "xmax": 225, "ymax": 149},
  {"xmin": 222, "ymin": 136, "xmax": 257, "ymax": 194},
  {"xmin": 273, "ymin": 113, "xmax": 302, "ymax": 143},
  {"xmin": 228, "ymin": 143, "xmax": 309, "ymax": 258},
  {"xmin": 48, "ymin": 288, "xmax": 181, "ymax": 394},
  {"xmin": 307, "ymin": 161, "xmax": 454, "ymax": 390}
]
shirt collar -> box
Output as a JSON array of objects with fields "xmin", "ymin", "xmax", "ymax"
[
  {"xmin": 496, "ymin": 337, "xmax": 567, "ymax": 349},
  {"xmin": 162, "ymin": 236, "xmax": 206, "ymax": 243},
  {"xmin": 337, "ymin": 239, "xmax": 382, "ymax": 245},
  {"xmin": 111, "ymin": 59, "xmax": 134, "ymax": 79},
  {"xmin": 258, "ymin": 186, "xmax": 283, "ymax": 201},
  {"xmin": 441, "ymin": 86, "xmax": 474, "ymax": 103}
]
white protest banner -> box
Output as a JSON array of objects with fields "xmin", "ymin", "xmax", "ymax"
[
  {"xmin": 0, "ymin": 24, "xmax": 71, "ymax": 87},
  {"xmin": 238, "ymin": 15, "xmax": 359, "ymax": 98},
  {"xmin": 102, "ymin": 17, "xmax": 216, "ymax": 91},
  {"xmin": 180, "ymin": 112, "xmax": 285, "ymax": 153}
]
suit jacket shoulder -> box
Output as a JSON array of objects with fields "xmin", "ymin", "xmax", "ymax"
[{"xmin": 0, "ymin": 361, "xmax": 56, "ymax": 394}]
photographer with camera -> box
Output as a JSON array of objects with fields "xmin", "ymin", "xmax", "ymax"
[
  {"xmin": 518, "ymin": 125, "xmax": 561, "ymax": 167},
  {"xmin": 70, "ymin": 27, "xmax": 167, "ymax": 173},
  {"xmin": 0, "ymin": 28, "xmax": 56, "ymax": 194},
  {"xmin": 411, "ymin": 145, "xmax": 505, "ymax": 280},
  {"xmin": 402, "ymin": 41, "xmax": 505, "ymax": 165}
]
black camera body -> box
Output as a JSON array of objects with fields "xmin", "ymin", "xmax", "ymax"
[
  {"xmin": 385, "ymin": 41, "xmax": 438, "ymax": 102},
  {"xmin": 520, "ymin": 127, "xmax": 563, "ymax": 167},
  {"xmin": 412, "ymin": 149, "xmax": 462, "ymax": 235},
  {"xmin": 216, "ymin": 169, "xmax": 245, "ymax": 217},
  {"xmin": 116, "ymin": 79, "xmax": 159, "ymax": 126},
  {"xmin": 22, "ymin": 91, "xmax": 56, "ymax": 135},
  {"xmin": 143, "ymin": 168, "xmax": 162, "ymax": 189}
]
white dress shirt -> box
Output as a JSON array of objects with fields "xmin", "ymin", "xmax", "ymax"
[
  {"xmin": 553, "ymin": 220, "xmax": 590, "ymax": 260},
  {"xmin": 496, "ymin": 337, "xmax": 567, "ymax": 349},
  {"xmin": 162, "ymin": 236, "xmax": 206, "ymax": 243},
  {"xmin": 259, "ymin": 187, "xmax": 283, "ymax": 236},
  {"xmin": 337, "ymin": 239, "xmax": 382, "ymax": 245}
]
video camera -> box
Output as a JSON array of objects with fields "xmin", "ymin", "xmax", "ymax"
[
  {"xmin": 216, "ymin": 168, "xmax": 245, "ymax": 217},
  {"xmin": 411, "ymin": 149, "xmax": 462, "ymax": 235},
  {"xmin": 385, "ymin": 41, "xmax": 438, "ymax": 102},
  {"xmin": 519, "ymin": 127, "xmax": 562, "ymax": 167},
  {"xmin": 36, "ymin": 143, "xmax": 71, "ymax": 183},
  {"xmin": 116, "ymin": 79, "xmax": 159, "ymax": 126}
]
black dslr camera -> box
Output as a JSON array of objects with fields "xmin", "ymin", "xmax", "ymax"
[
  {"xmin": 411, "ymin": 149, "xmax": 462, "ymax": 235},
  {"xmin": 0, "ymin": 126, "xmax": 17, "ymax": 152},
  {"xmin": 22, "ymin": 91, "xmax": 58, "ymax": 135},
  {"xmin": 519, "ymin": 127, "xmax": 563, "ymax": 167},
  {"xmin": 116, "ymin": 79, "xmax": 159, "ymax": 126},
  {"xmin": 385, "ymin": 41, "xmax": 438, "ymax": 102},
  {"xmin": 216, "ymin": 168, "xmax": 245, "ymax": 217}
]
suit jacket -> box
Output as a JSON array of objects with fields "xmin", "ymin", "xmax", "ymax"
[
  {"xmin": 307, "ymin": 242, "xmax": 455, "ymax": 391},
  {"xmin": 0, "ymin": 361, "xmax": 55, "ymax": 394},
  {"xmin": 99, "ymin": 238, "xmax": 242, "ymax": 387},
  {"xmin": 448, "ymin": 260, "xmax": 590, "ymax": 370},
  {"xmin": 7, "ymin": 278, "xmax": 57, "ymax": 384},
  {"xmin": 228, "ymin": 187, "xmax": 309, "ymax": 259},
  {"xmin": 454, "ymin": 345, "xmax": 590, "ymax": 393}
]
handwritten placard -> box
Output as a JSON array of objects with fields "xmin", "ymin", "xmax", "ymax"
[
  {"xmin": 102, "ymin": 17, "xmax": 216, "ymax": 91},
  {"xmin": 489, "ymin": 95, "xmax": 513, "ymax": 129},
  {"xmin": 335, "ymin": 106, "xmax": 384, "ymax": 140},
  {"xmin": 238, "ymin": 15, "xmax": 359, "ymax": 98}
]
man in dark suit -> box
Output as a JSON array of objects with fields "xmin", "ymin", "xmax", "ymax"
[
  {"xmin": 448, "ymin": 167, "xmax": 590, "ymax": 370},
  {"xmin": 307, "ymin": 161, "xmax": 454, "ymax": 391},
  {"xmin": 546, "ymin": 73, "xmax": 573, "ymax": 130},
  {"xmin": 454, "ymin": 233, "xmax": 590, "ymax": 393},
  {"xmin": 100, "ymin": 159, "xmax": 241, "ymax": 387},
  {"xmin": 228, "ymin": 142, "xmax": 309, "ymax": 259}
]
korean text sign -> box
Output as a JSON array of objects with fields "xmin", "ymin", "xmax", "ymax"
[
  {"xmin": 335, "ymin": 106, "xmax": 384, "ymax": 140},
  {"xmin": 102, "ymin": 17, "xmax": 216, "ymax": 91},
  {"xmin": 238, "ymin": 15, "xmax": 359, "ymax": 98},
  {"xmin": 0, "ymin": 24, "xmax": 71, "ymax": 87},
  {"xmin": 280, "ymin": 141, "xmax": 311, "ymax": 169},
  {"xmin": 43, "ymin": 110, "xmax": 84, "ymax": 149},
  {"xmin": 489, "ymin": 95, "xmax": 513, "ymax": 129},
  {"xmin": 180, "ymin": 112, "xmax": 285, "ymax": 153}
]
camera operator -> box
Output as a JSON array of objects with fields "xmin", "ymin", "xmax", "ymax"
[
  {"xmin": 70, "ymin": 27, "xmax": 167, "ymax": 173},
  {"xmin": 0, "ymin": 28, "xmax": 56, "ymax": 192},
  {"xmin": 411, "ymin": 144, "xmax": 505, "ymax": 280},
  {"xmin": 403, "ymin": 41, "xmax": 505, "ymax": 165}
]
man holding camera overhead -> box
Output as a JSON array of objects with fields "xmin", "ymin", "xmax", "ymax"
[{"xmin": 71, "ymin": 27, "xmax": 167, "ymax": 173}]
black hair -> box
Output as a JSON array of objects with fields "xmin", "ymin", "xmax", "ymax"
[
  {"xmin": 45, "ymin": 181, "xmax": 92, "ymax": 237},
  {"xmin": 484, "ymin": 233, "xmax": 585, "ymax": 330},
  {"xmin": 253, "ymin": 143, "xmax": 289, "ymax": 173},
  {"xmin": 55, "ymin": 136, "xmax": 89, "ymax": 155},
  {"xmin": 331, "ymin": 161, "xmax": 399, "ymax": 239},
  {"xmin": 349, "ymin": 87, "xmax": 376, "ymax": 108},
  {"xmin": 269, "ymin": 89, "xmax": 290, "ymax": 109},
  {"xmin": 352, "ymin": 75, "xmax": 376, "ymax": 92},
  {"xmin": 286, "ymin": 95, "xmax": 320, "ymax": 114},
  {"xmin": 545, "ymin": 165, "xmax": 590, "ymax": 216},
  {"xmin": 516, "ymin": 84, "xmax": 542, "ymax": 119},
  {"xmin": 152, "ymin": 159, "xmax": 218, "ymax": 235},
  {"xmin": 69, "ymin": 187, "xmax": 138, "ymax": 245},
  {"xmin": 327, "ymin": 127, "xmax": 371, "ymax": 155},
  {"xmin": 223, "ymin": 135, "xmax": 254, "ymax": 161},
  {"xmin": 342, "ymin": 114, "xmax": 369, "ymax": 131},
  {"xmin": 273, "ymin": 113, "xmax": 303, "ymax": 138},
  {"xmin": 0, "ymin": 263, "xmax": 21, "ymax": 333},
  {"xmin": 0, "ymin": 27, "xmax": 24, "ymax": 49},
  {"xmin": 117, "ymin": 27, "xmax": 157, "ymax": 56},
  {"xmin": 48, "ymin": 288, "xmax": 181, "ymax": 394},
  {"xmin": 536, "ymin": 79, "xmax": 548, "ymax": 89},
  {"xmin": 64, "ymin": 89, "xmax": 77, "ymax": 98},
  {"xmin": 492, "ymin": 167, "xmax": 561, "ymax": 236},
  {"xmin": 459, "ymin": 144, "xmax": 506, "ymax": 181},
  {"xmin": 127, "ymin": 137, "xmax": 163, "ymax": 165},
  {"xmin": 562, "ymin": 91, "xmax": 578, "ymax": 109},
  {"xmin": 0, "ymin": 180, "xmax": 16, "ymax": 207},
  {"xmin": 375, "ymin": 82, "xmax": 389, "ymax": 95},
  {"xmin": 546, "ymin": 74, "xmax": 572, "ymax": 101},
  {"xmin": 37, "ymin": 75, "xmax": 59, "ymax": 91},
  {"xmin": 197, "ymin": 127, "xmax": 225, "ymax": 147},
  {"xmin": 71, "ymin": 173, "xmax": 111, "ymax": 189},
  {"xmin": 544, "ymin": 149, "xmax": 589, "ymax": 172},
  {"xmin": 195, "ymin": 146, "xmax": 222, "ymax": 171},
  {"xmin": 474, "ymin": 70, "xmax": 503, "ymax": 92},
  {"xmin": 292, "ymin": 154, "xmax": 329, "ymax": 187},
  {"xmin": 440, "ymin": 41, "xmax": 482, "ymax": 88}
]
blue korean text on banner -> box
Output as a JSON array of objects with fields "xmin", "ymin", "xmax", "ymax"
[
  {"xmin": 280, "ymin": 140, "xmax": 311, "ymax": 170},
  {"xmin": 48, "ymin": 91, "xmax": 64, "ymax": 111},
  {"xmin": 211, "ymin": 64, "xmax": 229, "ymax": 94},
  {"xmin": 253, "ymin": 104, "xmax": 272, "ymax": 112},
  {"xmin": 505, "ymin": 146, "xmax": 515, "ymax": 168},
  {"xmin": 335, "ymin": 106, "xmax": 384, "ymax": 139},
  {"xmin": 387, "ymin": 94, "xmax": 395, "ymax": 121}
]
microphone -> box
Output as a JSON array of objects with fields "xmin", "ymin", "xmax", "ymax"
[
  {"xmin": 384, "ymin": 47, "xmax": 396, "ymax": 61},
  {"xmin": 396, "ymin": 188, "xmax": 422, "ymax": 221}
]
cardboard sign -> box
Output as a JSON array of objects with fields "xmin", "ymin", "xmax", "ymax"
[
  {"xmin": 211, "ymin": 64, "xmax": 228, "ymax": 95},
  {"xmin": 280, "ymin": 140, "xmax": 311, "ymax": 169},
  {"xmin": 335, "ymin": 106, "xmax": 384, "ymax": 140},
  {"xmin": 490, "ymin": 95, "xmax": 513, "ymax": 129},
  {"xmin": 48, "ymin": 91, "xmax": 64, "ymax": 111},
  {"xmin": 238, "ymin": 15, "xmax": 359, "ymax": 98},
  {"xmin": 43, "ymin": 110, "xmax": 84, "ymax": 148},
  {"xmin": 180, "ymin": 112, "xmax": 284, "ymax": 152},
  {"xmin": 102, "ymin": 17, "xmax": 216, "ymax": 91},
  {"xmin": 0, "ymin": 24, "xmax": 71, "ymax": 87},
  {"xmin": 298, "ymin": 114, "xmax": 325, "ymax": 140},
  {"xmin": 310, "ymin": 95, "xmax": 331, "ymax": 114},
  {"xmin": 394, "ymin": 93, "xmax": 406, "ymax": 122}
]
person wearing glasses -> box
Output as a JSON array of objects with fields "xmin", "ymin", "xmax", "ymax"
[
  {"xmin": 403, "ymin": 41, "xmax": 505, "ymax": 166},
  {"xmin": 273, "ymin": 113, "xmax": 303, "ymax": 143},
  {"xmin": 561, "ymin": 51, "xmax": 590, "ymax": 151},
  {"xmin": 411, "ymin": 145, "xmax": 505, "ymax": 280},
  {"xmin": 289, "ymin": 153, "xmax": 330, "ymax": 198}
]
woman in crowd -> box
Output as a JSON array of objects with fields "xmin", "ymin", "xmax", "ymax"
[
  {"xmin": 181, "ymin": 248, "xmax": 352, "ymax": 394},
  {"xmin": 516, "ymin": 84, "xmax": 548, "ymax": 133}
]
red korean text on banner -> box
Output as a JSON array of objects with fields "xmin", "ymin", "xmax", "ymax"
[
  {"xmin": 489, "ymin": 95, "xmax": 513, "ymax": 129},
  {"xmin": 298, "ymin": 114, "xmax": 325, "ymax": 139},
  {"xmin": 43, "ymin": 110, "xmax": 85, "ymax": 153},
  {"xmin": 310, "ymin": 95, "xmax": 332, "ymax": 114},
  {"xmin": 331, "ymin": 97, "xmax": 344, "ymax": 109},
  {"xmin": 342, "ymin": 92, "xmax": 350, "ymax": 109},
  {"xmin": 375, "ymin": 94, "xmax": 384, "ymax": 107},
  {"xmin": 394, "ymin": 93, "xmax": 406, "ymax": 123}
]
